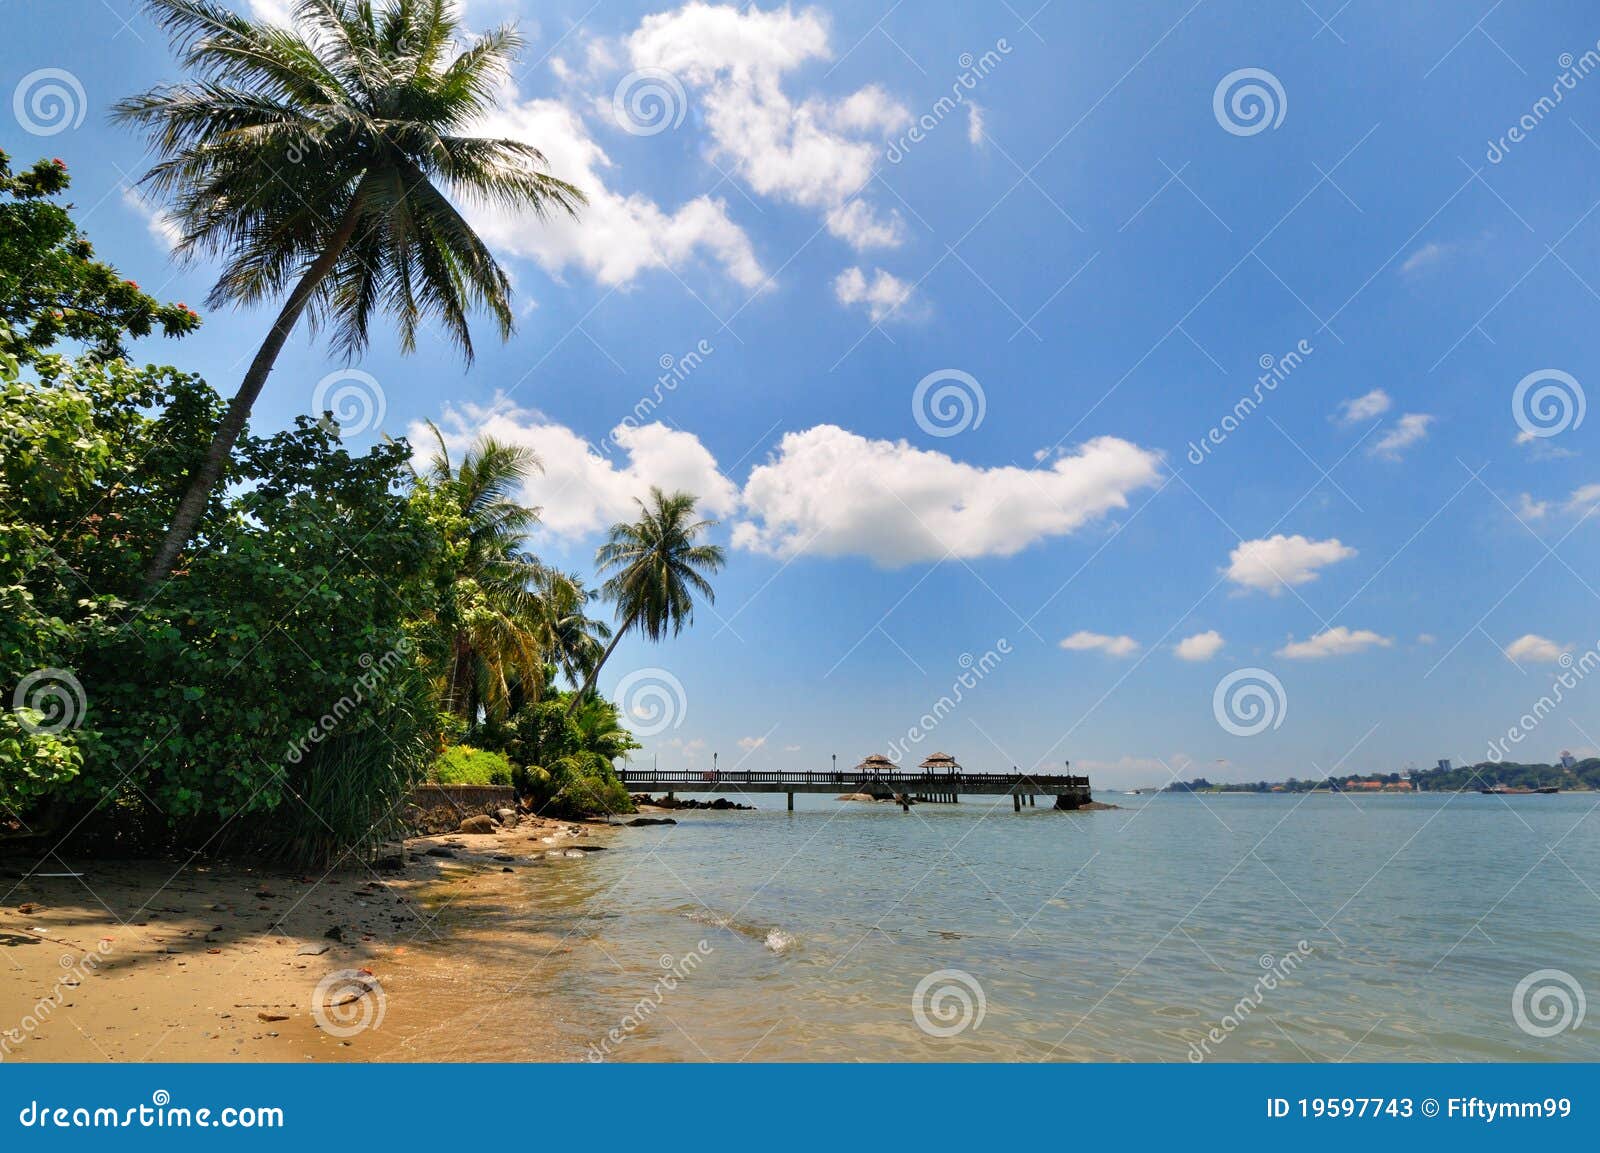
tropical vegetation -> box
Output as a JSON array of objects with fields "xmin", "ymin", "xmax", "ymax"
[{"xmin": 0, "ymin": 145, "xmax": 718, "ymax": 865}]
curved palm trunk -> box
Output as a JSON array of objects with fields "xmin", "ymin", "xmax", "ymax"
[
  {"xmin": 567, "ymin": 607, "xmax": 638, "ymax": 716},
  {"xmin": 139, "ymin": 192, "xmax": 369, "ymax": 594}
]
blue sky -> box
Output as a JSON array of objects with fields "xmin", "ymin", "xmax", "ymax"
[{"xmin": 7, "ymin": 0, "xmax": 1600, "ymax": 787}]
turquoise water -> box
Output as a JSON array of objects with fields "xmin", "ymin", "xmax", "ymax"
[{"xmin": 481, "ymin": 792, "xmax": 1600, "ymax": 1061}]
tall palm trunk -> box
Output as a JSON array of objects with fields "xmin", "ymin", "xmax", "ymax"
[
  {"xmin": 567, "ymin": 607, "xmax": 638, "ymax": 716},
  {"xmin": 140, "ymin": 190, "xmax": 369, "ymax": 594}
]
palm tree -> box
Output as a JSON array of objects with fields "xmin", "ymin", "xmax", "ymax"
[
  {"xmin": 569, "ymin": 488, "xmax": 726, "ymax": 714},
  {"xmin": 417, "ymin": 426, "xmax": 547, "ymax": 724},
  {"xmin": 116, "ymin": 0, "xmax": 584, "ymax": 590},
  {"xmin": 529, "ymin": 568, "xmax": 611, "ymax": 691}
]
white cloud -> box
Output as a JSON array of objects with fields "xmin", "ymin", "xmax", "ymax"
[
  {"xmin": 1059, "ymin": 631, "xmax": 1140, "ymax": 657},
  {"xmin": 737, "ymin": 735, "xmax": 766, "ymax": 750},
  {"xmin": 1225, "ymin": 534, "xmax": 1356, "ymax": 594},
  {"xmin": 1337, "ymin": 388, "xmax": 1391, "ymax": 425},
  {"xmin": 1174, "ymin": 630, "xmax": 1225, "ymax": 662},
  {"xmin": 414, "ymin": 396, "xmax": 739, "ymax": 539},
  {"xmin": 624, "ymin": 2, "xmax": 906, "ymax": 250},
  {"xmin": 1505, "ymin": 634, "xmax": 1569, "ymax": 663},
  {"xmin": 1277, "ymin": 627, "xmax": 1393, "ymax": 659},
  {"xmin": 966, "ymin": 102, "xmax": 985, "ymax": 146},
  {"xmin": 734, "ymin": 427, "xmax": 1163, "ymax": 566},
  {"xmin": 122, "ymin": 189, "xmax": 181, "ymax": 250},
  {"xmin": 1400, "ymin": 241, "xmax": 1453, "ymax": 275},
  {"xmin": 1370, "ymin": 412, "xmax": 1434, "ymax": 460},
  {"xmin": 832, "ymin": 266, "xmax": 917, "ymax": 322},
  {"xmin": 1517, "ymin": 493, "xmax": 1550, "ymax": 520},
  {"xmin": 468, "ymin": 92, "xmax": 765, "ymax": 289},
  {"xmin": 1566, "ymin": 483, "xmax": 1600, "ymax": 512}
]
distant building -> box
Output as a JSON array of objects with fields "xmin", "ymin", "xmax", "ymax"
[
  {"xmin": 1560, "ymin": 751, "xmax": 1577, "ymax": 770},
  {"xmin": 1437, "ymin": 759, "xmax": 1452, "ymax": 772}
]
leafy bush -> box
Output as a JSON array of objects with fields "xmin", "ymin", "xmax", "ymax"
[{"xmin": 430, "ymin": 745, "xmax": 514, "ymax": 787}]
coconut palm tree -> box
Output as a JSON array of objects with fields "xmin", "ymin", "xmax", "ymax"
[
  {"xmin": 569, "ymin": 488, "xmax": 725, "ymax": 714},
  {"xmin": 116, "ymin": 0, "xmax": 584, "ymax": 590},
  {"xmin": 417, "ymin": 426, "xmax": 547, "ymax": 724},
  {"xmin": 529, "ymin": 568, "xmax": 611, "ymax": 691}
]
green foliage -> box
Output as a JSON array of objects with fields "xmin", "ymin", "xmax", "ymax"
[
  {"xmin": 431, "ymin": 745, "xmax": 514, "ymax": 787},
  {"xmin": 504, "ymin": 694, "xmax": 637, "ymax": 817},
  {"xmin": 0, "ymin": 150, "xmax": 199, "ymax": 364},
  {"xmin": 2, "ymin": 321, "xmax": 440, "ymax": 855}
]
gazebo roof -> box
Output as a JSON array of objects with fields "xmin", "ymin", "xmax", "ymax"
[
  {"xmin": 855, "ymin": 753, "xmax": 895, "ymax": 771},
  {"xmin": 919, "ymin": 752, "xmax": 961, "ymax": 769}
]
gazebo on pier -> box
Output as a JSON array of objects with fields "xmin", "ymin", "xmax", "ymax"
[{"xmin": 916, "ymin": 752, "xmax": 962, "ymax": 804}]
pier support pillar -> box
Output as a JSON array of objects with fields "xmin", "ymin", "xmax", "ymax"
[
  {"xmin": 1013, "ymin": 794, "xmax": 1021, "ymax": 812},
  {"xmin": 787, "ymin": 792, "xmax": 794, "ymax": 811}
]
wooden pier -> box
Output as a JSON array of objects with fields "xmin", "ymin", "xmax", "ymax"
[{"xmin": 617, "ymin": 769, "xmax": 1093, "ymax": 812}]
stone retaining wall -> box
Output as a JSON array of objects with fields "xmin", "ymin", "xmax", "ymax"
[{"xmin": 406, "ymin": 784, "xmax": 517, "ymax": 835}]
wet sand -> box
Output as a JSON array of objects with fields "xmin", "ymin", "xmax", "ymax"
[{"xmin": 0, "ymin": 817, "xmax": 613, "ymax": 1062}]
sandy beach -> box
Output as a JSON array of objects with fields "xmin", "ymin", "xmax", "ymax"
[{"xmin": 0, "ymin": 817, "xmax": 616, "ymax": 1063}]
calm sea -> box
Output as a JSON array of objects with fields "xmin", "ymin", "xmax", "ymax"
[{"xmin": 428, "ymin": 791, "xmax": 1600, "ymax": 1061}]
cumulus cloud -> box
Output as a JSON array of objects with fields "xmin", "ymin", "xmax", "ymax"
[
  {"xmin": 623, "ymin": 2, "xmax": 907, "ymax": 249},
  {"xmin": 1370, "ymin": 413, "xmax": 1434, "ymax": 460},
  {"xmin": 1276, "ymin": 627, "xmax": 1393, "ymax": 659},
  {"xmin": 737, "ymin": 735, "xmax": 766, "ymax": 750},
  {"xmin": 122, "ymin": 189, "xmax": 181, "ymax": 250},
  {"xmin": 1505, "ymin": 634, "xmax": 1569, "ymax": 663},
  {"xmin": 413, "ymin": 397, "xmax": 739, "ymax": 539},
  {"xmin": 1566, "ymin": 483, "xmax": 1600, "ymax": 512},
  {"xmin": 1517, "ymin": 493, "xmax": 1550, "ymax": 520},
  {"xmin": 466, "ymin": 91, "xmax": 765, "ymax": 290},
  {"xmin": 1174, "ymin": 630, "xmax": 1225, "ymax": 662},
  {"xmin": 1225, "ymin": 534, "xmax": 1356, "ymax": 594},
  {"xmin": 832, "ymin": 266, "xmax": 917, "ymax": 322},
  {"xmin": 1059, "ymin": 631, "xmax": 1140, "ymax": 657},
  {"xmin": 1337, "ymin": 389, "xmax": 1391, "ymax": 425},
  {"xmin": 734, "ymin": 427, "xmax": 1163, "ymax": 566}
]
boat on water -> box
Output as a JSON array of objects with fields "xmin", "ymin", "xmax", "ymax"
[{"xmin": 1478, "ymin": 785, "xmax": 1561, "ymax": 795}]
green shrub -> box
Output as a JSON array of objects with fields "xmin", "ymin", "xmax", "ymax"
[{"xmin": 430, "ymin": 745, "xmax": 514, "ymax": 786}]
